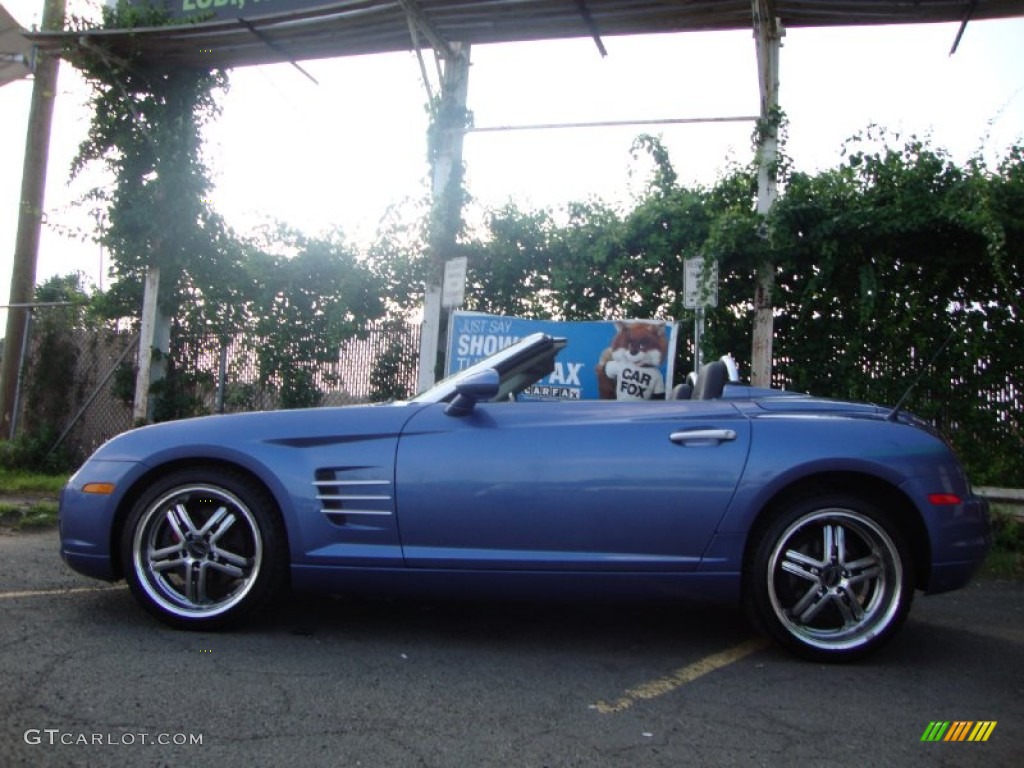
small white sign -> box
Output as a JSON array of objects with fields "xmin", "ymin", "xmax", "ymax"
[
  {"xmin": 683, "ymin": 256, "xmax": 719, "ymax": 309},
  {"xmin": 442, "ymin": 256, "xmax": 468, "ymax": 308}
]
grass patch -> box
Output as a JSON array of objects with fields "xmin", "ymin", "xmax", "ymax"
[
  {"xmin": 0, "ymin": 501, "xmax": 59, "ymax": 530},
  {"xmin": 980, "ymin": 503, "xmax": 1024, "ymax": 580},
  {"xmin": 0, "ymin": 468, "xmax": 66, "ymax": 531},
  {"xmin": 981, "ymin": 550, "xmax": 1023, "ymax": 580},
  {"xmin": 0, "ymin": 468, "xmax": 68, "ymax": 494}
]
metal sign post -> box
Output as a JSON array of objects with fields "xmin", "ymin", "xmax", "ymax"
[
  {"xmin": 694, "ymin": 306, "xmax": 704, "ymax": 372},
  {"xmin": 682, "ymin": 256, "xmax": 719, "ymax": 374}
]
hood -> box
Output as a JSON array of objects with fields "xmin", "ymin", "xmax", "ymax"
[{"xmin": 90, "ymin": 402, "xmax": 424, "ymax": 463}]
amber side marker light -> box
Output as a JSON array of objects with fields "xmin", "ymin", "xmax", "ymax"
[
  {"xmin": 82, "ymin": 482, "xmax": 116, "ymax": 495},
  {"xmin": 928, "ymin": 493, "xmax": 962, "ymax": 506}
]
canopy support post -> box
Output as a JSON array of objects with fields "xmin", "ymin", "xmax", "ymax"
[
  {"xmin": 750, "ymin": 0, "xmax": 783, "ymax": 387},
  {"xmin": 417, "ymin": 41, "xmax": 470, "ymax": 391}
]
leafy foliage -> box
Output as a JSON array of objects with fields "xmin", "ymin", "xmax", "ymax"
[
  {"xmin": 460, "ymin": 136, "xmax": 763, "ymax": 376},
  {"xmin": 71, "ymin": 6, "xmax": 229, "ymax": 315},
  {"xmin": 69, "ymin": 7, "xmax": 387, "ymax": 418},
  {"xmin": 454, "ymin": 132, "xmax": 1022, "ymax": 484},
  {"xmin": 769, "ymin": 132, "xmax": 1023, "ymax": 482},
  {"xmin": 2, "ymin": 275, "xmax": 93, "ymax": 471},
  {"xmin": 0, "ymin": 431, "xmax": 70, "ymax": 473},
  {"xmin": 58, "ymin": 9, "xmax": 1022, "ymax": 484},
  {"xmin": 368, "ymin": 320, "xmax": 421, "ymax": 402},
  {"xmin": 242, "ymin": 227, "xmax": 384, "ymax": 408}
]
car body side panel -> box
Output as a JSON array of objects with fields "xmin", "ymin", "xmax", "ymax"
[
  {"xmin": 394, "ymin": 400, "xmax": 751, "ymax": 571},
  {"xmin": 59, "ymin": 405, "xmax": 424, "ymax": 577},
  {"xmin": 702, "ymin": 411, "xmax": 990, "ymax": 589}
]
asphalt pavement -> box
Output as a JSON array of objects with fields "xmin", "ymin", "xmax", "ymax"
[{"xmin": 1, "ymin": 528, "xmax": 1021, "ymax": 767}]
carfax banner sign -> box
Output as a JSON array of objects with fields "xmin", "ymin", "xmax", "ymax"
[{"xmin": 446, "ymin": 312, "xmax": 678, "ymax": 401}]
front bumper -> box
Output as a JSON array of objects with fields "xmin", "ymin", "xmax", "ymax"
[{"xmin": 59, "ymin": 459, "xmax": 143, "ymax": 581}]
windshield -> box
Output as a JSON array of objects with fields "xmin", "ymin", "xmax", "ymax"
[{"xmin": 411, "ymin": 333, "xmax": 567, "ymax": 404}]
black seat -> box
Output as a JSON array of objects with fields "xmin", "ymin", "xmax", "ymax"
[
  {"xmin": 691, "ymin": 361, "xmax": 728, "ymax": 400},
  {"xmin": 671, "ymin": 383, "xmax": 693, "ymax": 400}
]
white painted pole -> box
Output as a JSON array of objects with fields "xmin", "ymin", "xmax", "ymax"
[
  {"xmin": 133, "ymin": 265, "xmax": 160, "ymax": 424},
  {"xmin": 417, "ymin": 42, "xmax": 470, "ymax": 392},
  {"xmin": 750, "ymin": 1, "xmax": 783, "ymax": 387}
]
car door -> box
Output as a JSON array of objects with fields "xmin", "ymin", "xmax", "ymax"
[{"xmin": 394, "ymin": 399, "xmax": 750, "ymax": 571}]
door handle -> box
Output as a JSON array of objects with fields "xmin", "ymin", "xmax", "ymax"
[{"xmin": 669, "ymin": 429, "xmax": 737, "ymax": 445}]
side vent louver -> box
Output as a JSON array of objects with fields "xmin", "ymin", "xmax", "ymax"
[{"xmin": 314, "ymin": 468, "xmax": 394, "ymax": 524}]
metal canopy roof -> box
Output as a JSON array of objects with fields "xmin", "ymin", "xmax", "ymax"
[
  {"xmin": 1, "ymin": 3, "xmax": 33, "ymax": 86},
  {"xmin": 23, "ymin": 1, "xmax": 1024, "ymax": 71}
]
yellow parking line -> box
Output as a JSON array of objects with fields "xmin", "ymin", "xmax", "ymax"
[
  {"xmin": 0, "ymin": 584, "xmax": 127, "ymax": 600},
  {"xmin": 592, "ymin": 637, "xmax": 770, "ymax": 714}
]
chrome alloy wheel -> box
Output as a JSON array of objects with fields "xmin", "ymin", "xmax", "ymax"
[
  {"xmin": 766, "ymin": 508, "xmax": 904, "ymax": 654},
  {"xmin": 131, "ymin": 484, "xmax": 263, "ymax": 621}
]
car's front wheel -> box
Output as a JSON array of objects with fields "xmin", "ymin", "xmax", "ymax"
[
  {"xmin": 121, "ymin": 468, "xmax": 287, "ymax": 630},
  {"xmin": 745, "ymin": 494, "xmax": 914, "ymax": 661}
]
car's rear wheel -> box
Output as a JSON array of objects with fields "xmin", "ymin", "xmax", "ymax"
[
  {"xmin": 122, "ymin": 468, "xmax": 287, "ymax": 630},
  {"xmin": 745, "ymin": 494, "xmax": 914, "ymax": 661}
]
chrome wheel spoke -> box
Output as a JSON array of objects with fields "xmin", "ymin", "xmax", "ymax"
[
  {"xmin": 164, "ymin": 503, "xmax": 193, "ymax": 542},
  {"xmin": 206, "ymin": 560, "xmax": 245, "ymax": 578},
  {"xmin": 184, "ymin": 561, "xmax": 208, "ymax": 605},
  {"xmin": 149, "ymin": 543, "xmax": 187, "ymax": 572},
  {"xmin": 133, "ymin": 481, "xmax": 266, "ymax": 620},
  {"xmin": 835, "ymin": 590, "xmax": 865, "ymax": 626},
  {"xmin": 781, "ymin": 548, "xmax": 825, "ymax": 582},
  {"xmin": 210, "ymin": 546, "xmax": 249, "ymax": 572},
  {"xmin": 845, "ymin": 553, "xmax": 882, "ymax": 582},
  {"xmin": 200, "ymin": 506, "xmax": 233, "ymax": 540},
  {"xmin": 764, "ymin": 505, "xmax": 906, "ymax": 657},
  {"xmin": 819, "ymin": 528, "xmax": 835, "ymax": 561},
  {"xmin": 789, "ymin": 583, "xmax": 825, "ymax": 619},
  {"xmin": 847, "ymin": 565, "xmax": 883, "ymax": 589}
]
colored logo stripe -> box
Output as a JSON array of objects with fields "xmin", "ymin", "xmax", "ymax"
[
  {"xmin": 968, "ymin": 722, "xmax": 997, "ymax": 742},
  {"xmin": 921, "ymin": 721, "xmax": 996, "ymax": 742},
  {"xmin": 945, "ymin": 721, "xmax": 973, "ymax": 741}
]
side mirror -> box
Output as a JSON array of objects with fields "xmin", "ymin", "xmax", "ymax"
[{"xmin": 445, "ymin": 369, "xmax": 501, "ymax": 417}]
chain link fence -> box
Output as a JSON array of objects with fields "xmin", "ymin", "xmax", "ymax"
[
  {"xmin": 10, "ymin": 305, "xmax": 1020, "ymax": 482},
  {"xmin": 10, "ymin": 307, "xmax": 420, "ymax": 467},
  {"xmin": 167, "ymin": 320, "xmax": 422, "ymax": 414}
]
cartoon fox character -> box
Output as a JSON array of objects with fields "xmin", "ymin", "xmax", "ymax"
[{"xmin": 595, "ymin": 321, "xmax": 667, "ymax": 400}]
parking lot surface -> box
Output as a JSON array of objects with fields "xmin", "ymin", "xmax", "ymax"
[{"xmin": 1, "ymin": 528, "xmax": 1021, "ymax": 767}]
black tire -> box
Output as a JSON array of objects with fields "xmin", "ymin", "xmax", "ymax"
[
  {"xmin": 744, "ymin": 494, "xmax": 915, "ymax": 661},
  {"xmin": 121, "ymin": 468, "xmax": 287, "ymax": 630}
]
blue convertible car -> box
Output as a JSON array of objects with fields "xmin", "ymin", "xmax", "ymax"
[{"xmin": 59, "ymin": 333, "xmax": 990, "ymax": 660}]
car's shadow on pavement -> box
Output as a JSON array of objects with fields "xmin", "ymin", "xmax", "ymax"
[
  {"xmin": 254, "ymin": 591, "xmax": 761, "ymax": 656},
  {"xmin": 75, "ymin": 576, "xmax": 1023, "ymax": 672}
]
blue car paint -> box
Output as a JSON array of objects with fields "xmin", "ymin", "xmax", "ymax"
[
  {"xmin": 60, "ymin": 404, "xmax": 424, "ymax": 577},
  {"xmin": 58, "ymin": 352, "xmax": 991, "ymax": 611},
  {"xmin": 700, "ymin": 399, "xmax": 989, "ymax": 593},
  {"xmin": 394, "ymin": 399, "xmax": 750, "ymax": 571}
]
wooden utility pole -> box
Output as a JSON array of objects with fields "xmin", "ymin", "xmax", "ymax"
[
  {"xmin": 0, "ymin": 0, "xmax": 66, "ymax": 438},
  {"xmin": 750, "ymin": 0, "xmax": 783, "ymax": 388}
]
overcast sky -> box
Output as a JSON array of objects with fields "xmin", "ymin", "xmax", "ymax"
[{"xmin": 1, "ymin": 3, "xmax": 1023, "ymax": 315}]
